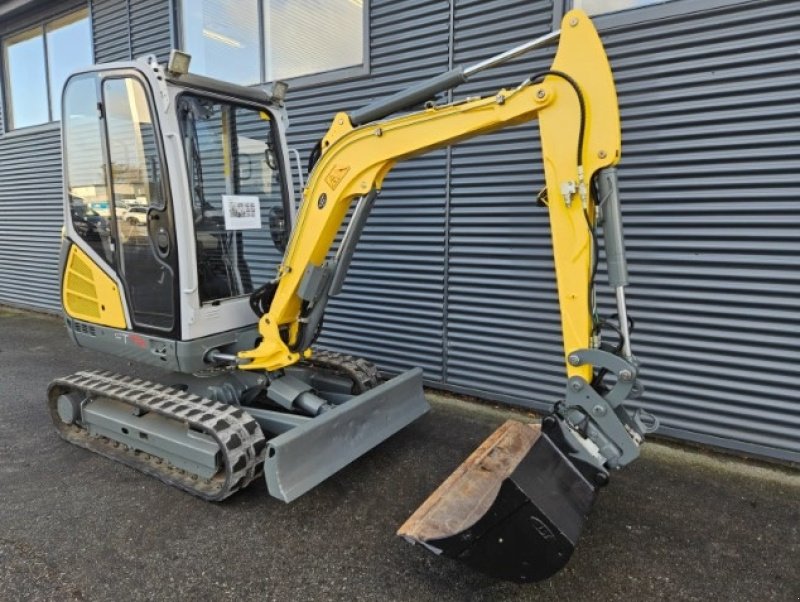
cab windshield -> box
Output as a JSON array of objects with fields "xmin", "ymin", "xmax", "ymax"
[{"xmin": 178, "ymin": 94, "xmax": 287, "ymax": 304}]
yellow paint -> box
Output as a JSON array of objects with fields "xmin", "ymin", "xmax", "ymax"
[
  {"xmin": 538, "ymin": 10, "xmax": 621, "ymax": 380},
  {"xmin": 62, "ymin": 244, "xmax": 127, "ymax": 328},
  {"xmin": 240, "ymin": 9, "xmax": 620, "ymax": 380}
]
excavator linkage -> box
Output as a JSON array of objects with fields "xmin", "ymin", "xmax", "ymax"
[{"xmin": 398, "ymin": 420, "xmax": 598, "ymax": 583}]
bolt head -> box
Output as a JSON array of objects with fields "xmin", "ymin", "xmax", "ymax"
[
  {"xmin": 619, "ymin": 369, "xmax": 633, "ymax": 382},
  {"xmin": 570, "ymin": 17, "xmax": 579, "ymax": 27},
  {"xmin": 568, "ymin": 354, "xmax": 581, "ymax": 366},
  {"xmin": 536, "ymin": 89, "xmax": 546, "ymax": 99},
  {"xmin": 570, "ymin": 380, "xmax": 583, "ymax": 392},
  {"xmin": 598, "ymin": 150, "xmax": 607, "ymax": 159},
  {"xmin": 592, "ymin": 404, "xmax": 607, "ymax": 416}
]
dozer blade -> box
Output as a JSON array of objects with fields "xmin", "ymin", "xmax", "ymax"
[
  {"xmin": 398, "ymin": 419, "xmax": 597, "ymax": 583},
  {"xmin": 264, "ymin": 367, "xmax": 429, "ymax": 502}
]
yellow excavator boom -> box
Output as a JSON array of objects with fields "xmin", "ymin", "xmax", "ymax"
[{"xmin": 239, "ymin": 11, "xmax": 619, "ymax": 382}]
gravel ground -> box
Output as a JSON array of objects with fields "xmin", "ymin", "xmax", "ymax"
[{"xmin": 1, "ymin": 307, "xmax": 798, "ymax": 601}]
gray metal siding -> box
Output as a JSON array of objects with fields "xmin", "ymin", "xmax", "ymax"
[
  {"xmin": 0, "ymin": 127, "xmax": 64, "ymax": 311},
  {"xmin": 92, "ymin": 0, "xmax": 172, "ymax": 63},
  {"xmin": 596, "ymin": 0, "xmax": 800, "ymax": 462},
  {"xmin": 129, "ymin": 0, "xmax": 171, "ymax": 61},
  {"xmin": 298, "ymin": 0, "xmax": 451, "ymax": 380},
  {"xmin": 92, "ymin": 0, "xmax": 130, "ymax": 63},
  {"xmin": 0, "ymin": 2, "xmax": 85, "ymax": 312},
  {"xmin": 445, "ymin": 0, "xmax": 563, "ymax": 403}
]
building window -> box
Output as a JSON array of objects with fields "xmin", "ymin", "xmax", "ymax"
[
  {"xmin": 2, "ymin": 9, "xmax": 92, "ymax": 130},
  {"xmin": 575, "ymin": 0, "xmax": 674, "ymax": 16},
  {"xmin": 180, "ymin": 0, "xmax": 365, "ymax": 85},
  {"xmin": 263, "ymin": 0, "xmax": 364, "ymax": 81}
]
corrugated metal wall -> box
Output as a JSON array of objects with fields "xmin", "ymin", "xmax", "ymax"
[
  {"xmin": 446, "ymin": 0, "xmax": 563, "ymax": 403},
  {"xmin": 0, "ymin": 0, "xmax": 797, "ymax": 463},
  {"xmin": 304, "ymin": 0, "xmax": 452, "ymax": 381},
  {"xmin": 0, "ymin": 1, "xmax": 84, "ymax": 311},
  {"xmin": 597, "ymin": 0, "xmax": 800, "ymax": 462}
]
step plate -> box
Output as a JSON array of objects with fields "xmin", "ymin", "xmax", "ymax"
[{"xmin": 264, "ymin": 367, "xmax": 430, "ymax": 502}]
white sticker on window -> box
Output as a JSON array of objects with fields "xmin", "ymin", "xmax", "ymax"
[{"xmin": 222, "ymin": 195, "xmax": 262, "ymax": 230}]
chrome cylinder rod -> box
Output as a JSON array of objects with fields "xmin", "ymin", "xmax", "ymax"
[
  {"xmin": 349, "ymin": 29, "xmax": 561, "ymax": 126},
  {"xmin": 615, "ymin": 287, "xmax": 633, "ymax": 360},
  {"xmin": 463, "ymin": 30, "xmax": 561, "ymax": 77}
]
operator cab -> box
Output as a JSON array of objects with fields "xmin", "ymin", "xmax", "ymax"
[{"xmin": 60, "ymin": 52, "xmax": 296, "ymax": 368}]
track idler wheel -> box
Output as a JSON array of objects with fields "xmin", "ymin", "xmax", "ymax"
[{"xmin": 398, "ymin": 420, "xmax": 600, "ymax": 583}]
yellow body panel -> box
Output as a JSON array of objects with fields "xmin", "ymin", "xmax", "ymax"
[
  {"xmin": 240, "ymin": 10, "xmax": 620, "ymax": 380},
  {"xmin": 538, "ymin": 11, "xmax": 621, "ymax": 379},
  {"xmin": 62, "ymin": 244, "xmax": 127, "ymax": 328}
]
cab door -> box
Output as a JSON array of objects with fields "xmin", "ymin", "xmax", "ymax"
[{"xmin": 62, "ymin": 71, "xmax": 178, "ymax": 335}]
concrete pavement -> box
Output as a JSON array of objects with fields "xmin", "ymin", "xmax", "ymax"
[{"xmin": 1, "ymin": 307, "xmax": 798, "ymax": 601}]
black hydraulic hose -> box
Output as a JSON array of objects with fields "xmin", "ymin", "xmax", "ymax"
[
  {"xmin": 531, "ymin": 70, "xmax": 593, "ymax": 326},
  {"xmin": 307, "ymin": 139, "xmax": 323, "ymax": 173},
  {"xmin": 529, "ymin": 69, "xmax": 586, "ymax": 167}
]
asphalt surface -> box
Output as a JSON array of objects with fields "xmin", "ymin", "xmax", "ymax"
[{"xmin": 1, "ymin": 307, "xmax": 799, "ymax": 601}]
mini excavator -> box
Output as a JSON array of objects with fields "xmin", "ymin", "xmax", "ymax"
[{"xmin": 52, "ymin": 10, "xmax": 656, "ymax": 582}]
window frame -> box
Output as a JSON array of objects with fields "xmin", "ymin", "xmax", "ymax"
[
  {"xmin": 1, "ymin": 5, "xmax": 94, "ymax": 133},
  {"xmin": 174, "ymin": 87, "xmax": 294, "ymax": 304},
  {"xmin": 101, "ymin": 73, "xmax": 177, "ymax": 332},
  {"xmin": 568, "ymin": 0, "xmax": 754, "ymax": 26},
  {"xmin": 173, "ymin": 0, "xmax": 370, "ymax": 90}
]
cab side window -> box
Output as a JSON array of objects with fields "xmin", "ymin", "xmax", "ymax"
[{"xmin": 63, "ymin": 74, "xmax": 114, "ymax": 265}]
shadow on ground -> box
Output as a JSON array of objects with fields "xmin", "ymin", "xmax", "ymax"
[{"xmin": 1, "ymin": 309, "xmax": 798, "ymax": 601}]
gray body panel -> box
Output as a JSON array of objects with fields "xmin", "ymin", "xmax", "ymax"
[
  {"xmin": 265, "ymin": 368, "xmax": 430, "ymax": 502},
  {"xmin": 67, "ymin": 319, "xmax": 260, "ymax": 373},
  {"xmin": 83, "ymin": 397, "xmax": 219, "ymax": 478}
]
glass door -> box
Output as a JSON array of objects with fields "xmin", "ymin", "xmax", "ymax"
[{"xmin": 103, "ymin": 77, "xmax": 176, "ymax": 331}]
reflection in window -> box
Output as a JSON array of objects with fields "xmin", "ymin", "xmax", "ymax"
[
  {"xmin": 180, "ymin": 0, "xmax": 364, "ymax": 83},
  {"xmin": 63, "ymin": 74, "xmax": 114, "ymax": 266},
  {"xmin": 575, "ymin": 0, "xmax": 674, "ymax": 16},
  {"xmin": 181, "ymin": 0, "xmax": 261, "ymax": 85},
  {"xmin": 2, "ymin": 9, "xmax": 92, "ymax": 129},
  {"xmin": 47, "ymin": 12, "xmax": 94, "ymax": 119},
  {"xmin": 264, "ymin": 0, "xmax": 363, "ymax": 81},
  {"xmin": 3, "ymin": 28, "xmax": 48, "ymax": 129},
  {"xmin": 104, "ymin": 78, "xmax": 174, "ymax": 330}
]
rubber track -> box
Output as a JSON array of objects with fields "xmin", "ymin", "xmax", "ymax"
[
  {"xmin": 47, "ymin": 370, "xmax": 267, "ymax": 501},
  {"xmin": 304, "ymin": 349, "xmax": 381, "ymax": 393}
]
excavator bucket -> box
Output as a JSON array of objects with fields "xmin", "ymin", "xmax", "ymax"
[{"xmin": 398, "ymin": 419, "xmax": 598, "ymax": 583}]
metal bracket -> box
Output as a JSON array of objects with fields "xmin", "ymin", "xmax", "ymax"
[
  {"xmin": 146, "ymin": 55, "xmax": 171, "ymax": 112},
  {"xmin": 560, "ymin": 348, "xmax": 654, "ymax": 469},
  {"xmin": 563, "ymin": 376, "xmax": 641, "ymax": 468},
  {"xmin": 560, "ymin": 181, "xmax": 577, "ymax": 207},
  {"xmin": 569, "ymin": 348, "xmax": 638, "ymax": 406}
]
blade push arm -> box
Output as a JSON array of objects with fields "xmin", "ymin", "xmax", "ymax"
[{"xmin": 240, "ymin": 11, "xmax": 619, "ymax": 380}]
